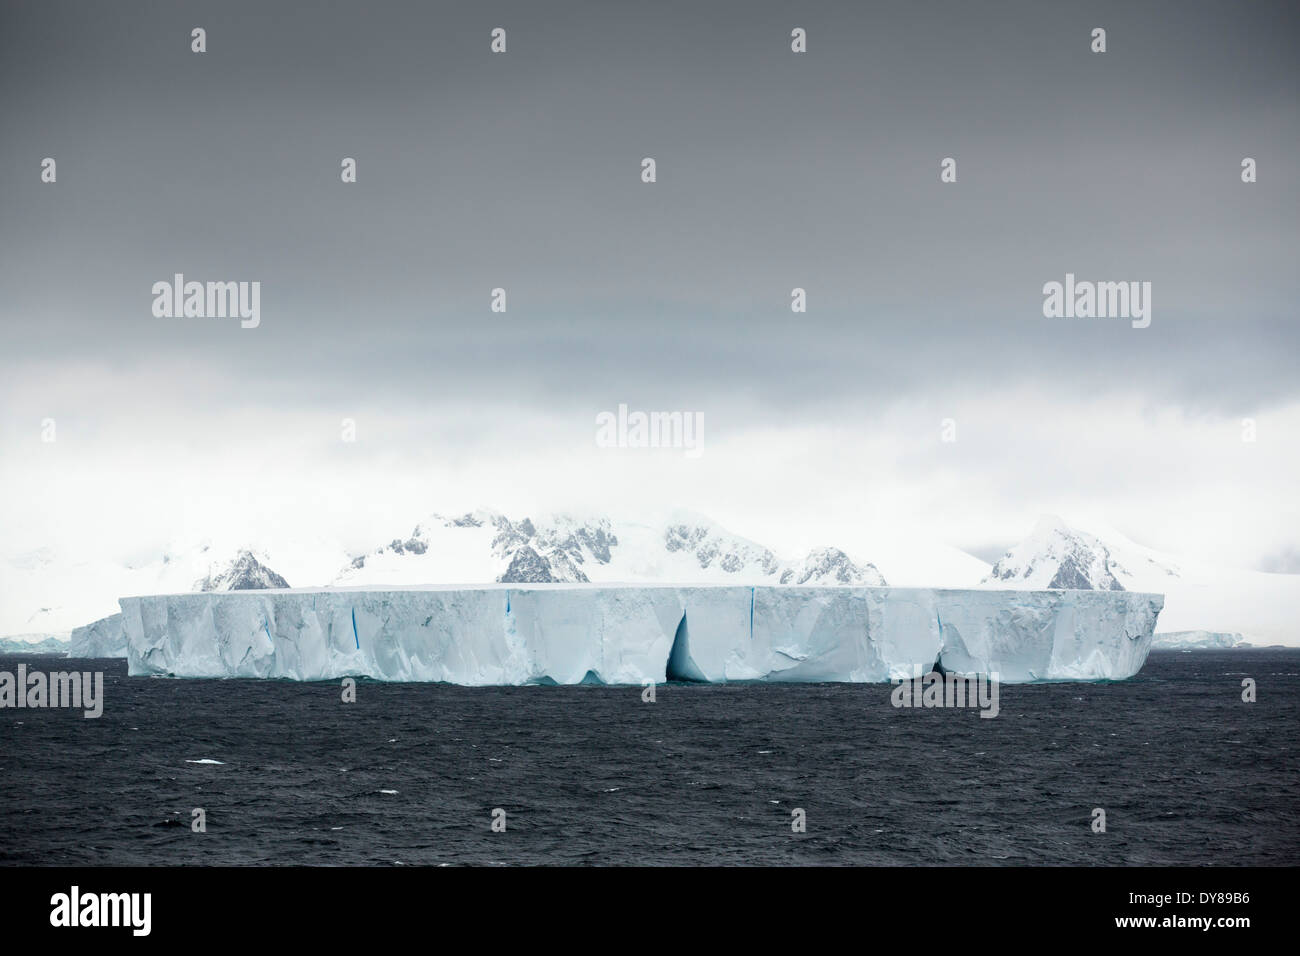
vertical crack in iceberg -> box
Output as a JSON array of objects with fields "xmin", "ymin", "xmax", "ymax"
[
  {"xmin": 749, "ymin": 587, "xmax": 755, "ymax": 641},
  {"xmin": 665, "ymin": 611, "xmax": 708, "ymax": 682},
  {"xmin": 933, "ymin": 609, "xmax": 977, "ymax": 676},
  {"xmin": 350, "ymin": 606, "xmax": 359, "ymax": 649}
]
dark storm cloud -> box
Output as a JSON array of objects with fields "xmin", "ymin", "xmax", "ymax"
[{"xmin": 1, "ymin": 0, "xmax": 1296, "ymax": 419}]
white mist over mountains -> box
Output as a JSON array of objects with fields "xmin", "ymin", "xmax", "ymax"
[{"xmin": 6, "ymin": 369, "xmax": 1297, "ymax": 580}]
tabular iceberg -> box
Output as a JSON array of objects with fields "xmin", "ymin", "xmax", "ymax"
[
  {"xmin": 69, "ymin": 612, "xmax": 128, "ymax": 658},
  {"xmin": 1152, "ymin": 630, "xmax": 1245, "ymax": 649},
  {"xmin": 119, "ymin": 585, "xmax": 1163, "ymax": 684}
]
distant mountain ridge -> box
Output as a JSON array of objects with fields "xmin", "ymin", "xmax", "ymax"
[
  {"xmin": 3, "ymin": 510, "xmax": 1295, "ymax": 650},
  {"xmin": 985, "ymin": 516, "xmax": 1149, "ymax": 590},
  {"xmin": 194, "ymin": 550, "xmax": 290, "ymax": 591},
  {"xmin": 339, "ymin": 510, "xmax": 887, "ymax": 587}
]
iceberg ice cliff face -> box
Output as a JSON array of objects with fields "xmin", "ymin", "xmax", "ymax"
[
  {"xmin": 120, "ymin": 585, "xmax": 1163, "ymax": 685},
  {"xmin": 68, "ymin": 612, "xmax": 127, "ymax": 658},
  {"xmin": 933, "ymin": 589, "xmax": 1158, "ymax": 681}
]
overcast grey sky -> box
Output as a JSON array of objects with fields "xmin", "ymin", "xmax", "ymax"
[{"xmin": 1, "ymin": 0, "xmax": 1296, "ymax": 570}]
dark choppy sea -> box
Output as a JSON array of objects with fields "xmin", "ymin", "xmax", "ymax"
[{"xmin": 1, "ymin": 650, "xmax": 1296, "ymax": 865}]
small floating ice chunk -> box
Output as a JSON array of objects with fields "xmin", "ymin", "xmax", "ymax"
[
  {"xmin": 185, "ymin": 758, "xmax": 225, "ymax": 765},
  {"xmin": 378, "ymin": 789, "xmax": 398, "ymax": 795}
]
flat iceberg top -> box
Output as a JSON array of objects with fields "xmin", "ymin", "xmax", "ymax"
[
  {"xmin": 119, "ymin": 582, "xmax": 1165, "ymax": 600},
  {"xmin": 117, "ymin": 584, "xmax": 1165, "ymax": 685}
]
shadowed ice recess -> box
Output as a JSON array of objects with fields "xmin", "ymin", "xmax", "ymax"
[{"xmin": 103, "ymin": 585, "xmax": 1162, "ymax": 684}]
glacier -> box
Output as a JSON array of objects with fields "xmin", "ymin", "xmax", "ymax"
[{"xmin": 118, "ymin": 585, "xmax": 1163, "ymax": 684}]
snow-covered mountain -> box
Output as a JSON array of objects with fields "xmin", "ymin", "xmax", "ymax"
[
  {"xmin": 983, "ymin": 515, "xmax": 1298, "ymax": 646},
  {"xmin": 984, "ymin": 515, "xmax": 1172, "ymax": 591},
  {"xmin": 335, "ymin": 510, "xmax": 887, "ymax": 587},
  {"xmin": 193, "ymin": 550, "xmax": 290, "ymax": 591},
  {"xmin": 0, "ymin": 545, "xmax": 298, "ymax": 639}
]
